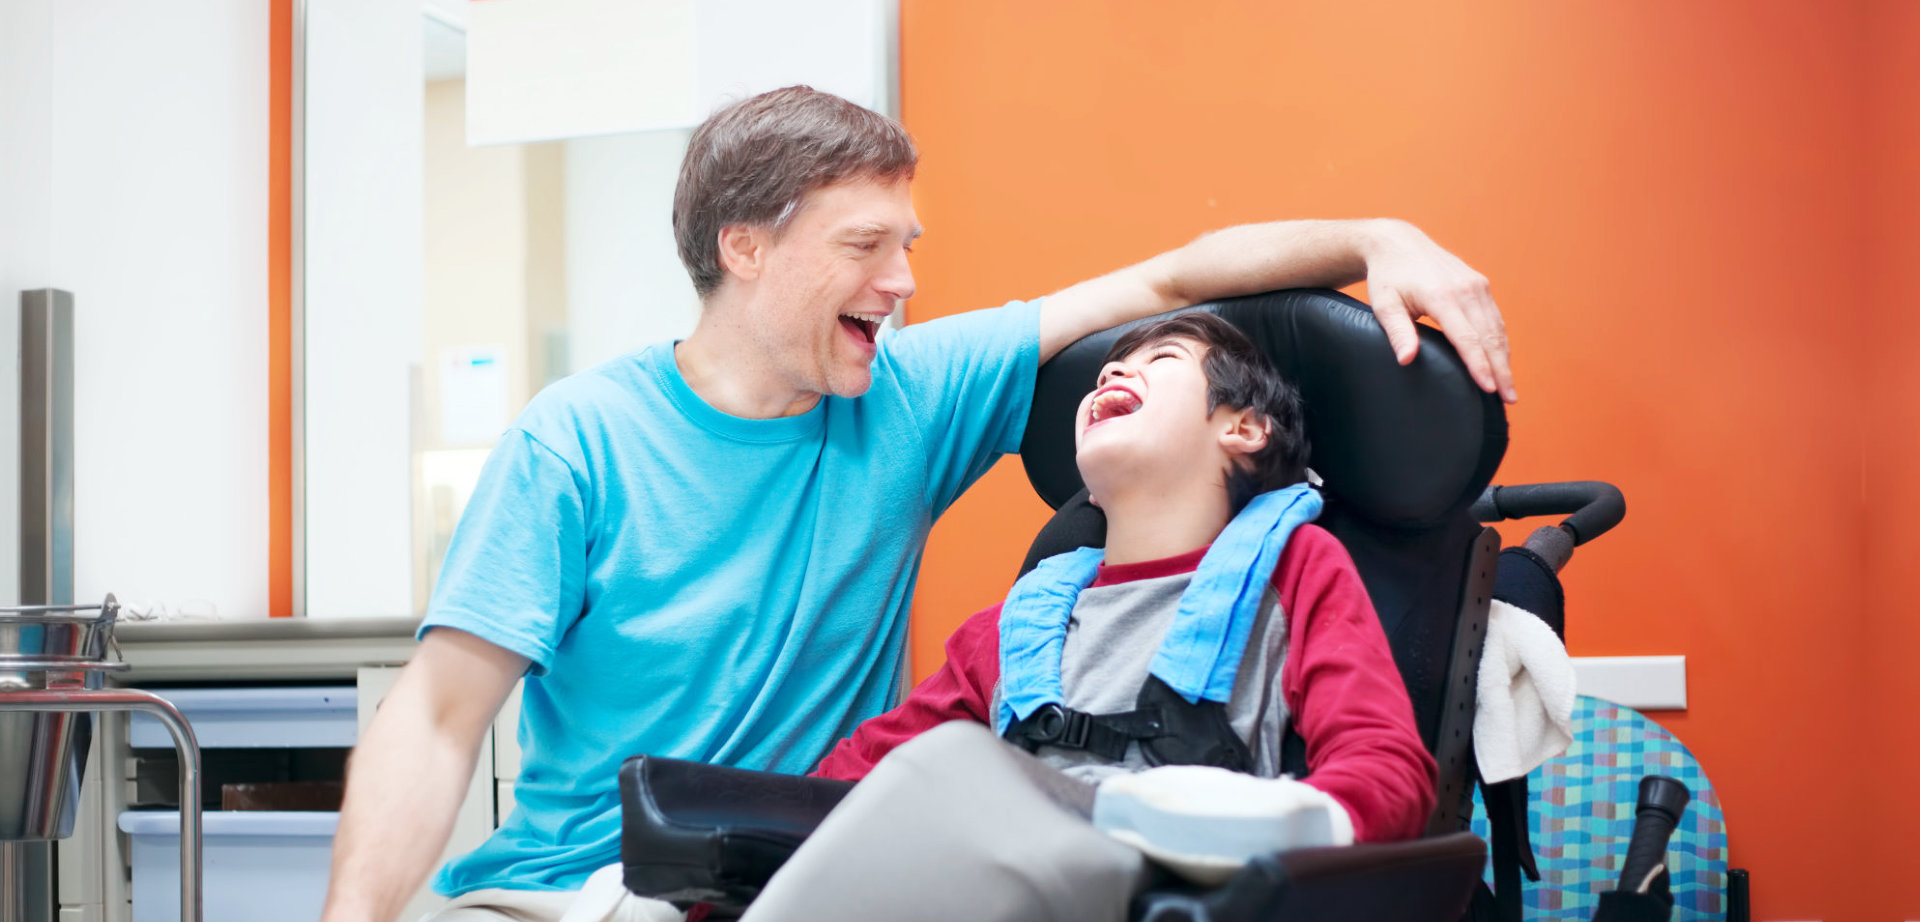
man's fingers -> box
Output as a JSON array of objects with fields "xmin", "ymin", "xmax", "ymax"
[
  {"xmin": 1372, "ymin": 290, "xmax": 1421, "ymax": 365},
  {"xmin": 1413, "ymin": 288, "xmax": 1497, "ymax": 394},
  {"xmin": 1480, "ymin": 303, "xmax": 1516, "ymax": 403}
]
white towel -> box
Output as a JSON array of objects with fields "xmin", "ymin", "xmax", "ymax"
[{"xmin": 1473, "ymin": 599, "xmax": 1576, "ymax": 784}]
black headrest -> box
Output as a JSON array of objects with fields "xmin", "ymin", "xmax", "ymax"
[{"xmin": 1020, "ymin": 289, "xmax": 1506, "ymax": 530}]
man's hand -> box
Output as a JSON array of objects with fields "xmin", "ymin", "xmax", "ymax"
[
  {"xmin": 1358, "ymin": 219, "xmax": 1515, "ymax": 403},
  {"xmin": 1037, "ymin": 218, "xmax": 1517, "ymax": 404}
]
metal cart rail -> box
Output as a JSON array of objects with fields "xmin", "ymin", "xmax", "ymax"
[{"xmin": 0, "ymin": 597, "xmax": 202, "ymax": 922}]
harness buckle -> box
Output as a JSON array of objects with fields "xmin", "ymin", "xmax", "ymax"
[
  {"xmin": 1027, "ymin": 704, "xmax": 1092, "ymax": 749},
  {"xmin": 1059, "ymin": 709, "xmax": 1091, "ymax": 748}
]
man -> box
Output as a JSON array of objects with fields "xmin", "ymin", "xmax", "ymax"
[{"xmin": 320, "ymin": 86, "xmax": 1512, "ymax": 922}]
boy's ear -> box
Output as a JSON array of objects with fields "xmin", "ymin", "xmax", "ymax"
[
  {"xmin": 1216, "ymin": 406, "xmax": 1271, "ymax": 460},
  {"xmin": 716, "ymin": 223, "xmax": 766, "ymax": 283}
]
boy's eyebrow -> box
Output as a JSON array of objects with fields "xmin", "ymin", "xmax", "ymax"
[{"xmin": 1131, "ymin": 337, "xmax": 1196, "ymax": 357}]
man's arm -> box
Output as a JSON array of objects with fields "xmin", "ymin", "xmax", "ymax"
[
  {"xmin": 1037, "ymin": 218, "xmax": 1515, "ymax": 403},
  {"xmin": 319, "ymin": 628, "xmax": 528, "ymax": 922}
]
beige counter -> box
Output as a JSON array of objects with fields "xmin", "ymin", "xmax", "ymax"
[{"xmin": 114, "ymin": 616, "xmax": 422, "ymax": 682}]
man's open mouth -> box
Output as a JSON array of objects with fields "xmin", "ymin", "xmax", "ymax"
[
  {"xmin": 1087, "ymin": 386, "xmax": 1144, "ymax": 425},
  {"xmin": 839, "ymin": 313, "xmax": 883, "ymax": 344}
]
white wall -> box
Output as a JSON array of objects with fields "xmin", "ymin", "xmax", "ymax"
[
  {"xmin": 303, "ymin": 0, "xmax": 423, "ymax": 617},
  {"xmin": 0, "ymin": 1, "xmax": 270, "ymax": 615},
  {"xmin": 0, "ymin": 0, "xmax": 56, "ymax": 607},
  {"xmin": 564, "ymin": 130, "xmax": 700, "ymax": 370}
]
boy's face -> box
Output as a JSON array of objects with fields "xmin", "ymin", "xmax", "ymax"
[{"xmin": 1073, "ymin": 336, "xmax": 1267, "ymax": 503}]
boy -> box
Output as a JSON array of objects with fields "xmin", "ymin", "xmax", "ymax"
[{"xmin": 739, "ymin": 313, "xmax": 1435, "ymax": 922}]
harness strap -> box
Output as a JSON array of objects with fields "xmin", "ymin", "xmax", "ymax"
[
  {"xmin": 1003, "ymin": 676, "xmax": 1257, "ymax": 775},
  {"xmin": 1480, "ymin": 773, "xmax": 1542, "ymax": 922},
  {"xmin": 1005, "ymin": 703, "xmax": 1164, "ymax": 762}
]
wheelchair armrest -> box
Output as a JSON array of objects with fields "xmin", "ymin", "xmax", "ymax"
[
  {"xmin": 1134, "ymin": 832, "xmax": 1487, "ymax": 922},
  {"xmin": 618, "ymin": 755, "xmax": 853, "ymax": 906}
]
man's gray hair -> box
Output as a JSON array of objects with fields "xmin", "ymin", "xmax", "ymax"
[{"xmin": 674, "ymin": 86, "xmax": 918, "ymax": 298}]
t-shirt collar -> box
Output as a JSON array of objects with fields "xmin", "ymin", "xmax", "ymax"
[{"xmin": 650, "ymin": 342, "xmax": 829, "ymax": 443}]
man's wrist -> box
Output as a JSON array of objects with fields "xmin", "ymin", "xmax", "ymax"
[{"xmin": 1351, "ymin": 217, "xmax": 1418, "ymax": 264}]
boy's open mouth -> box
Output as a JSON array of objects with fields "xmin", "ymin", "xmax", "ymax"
[
  {"xmin": 839, "ymin": 313, "xmax": 882, "ymax": 344},
  {"xmin": 1087, "ymin": 386, "xmax": 1144, "ymax": 425}
]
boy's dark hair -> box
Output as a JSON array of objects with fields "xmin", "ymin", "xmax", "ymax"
[
  {"xmin": 1103, "ymin": 313, "xmax": 1310, "ymax": 509},
  {"xmin": 674, "ymin": 86, "xmax": 918, "ymax": 298}
]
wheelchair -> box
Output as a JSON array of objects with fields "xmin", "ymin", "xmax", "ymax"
[{"xmin": 614, "ymin": 289, "xmax": 1725, "ymax": 922}]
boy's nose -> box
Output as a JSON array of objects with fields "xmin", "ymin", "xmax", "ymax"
[{"xmin": 1098, "ymin": 362, "xmax": 1139, "ymax": 386}]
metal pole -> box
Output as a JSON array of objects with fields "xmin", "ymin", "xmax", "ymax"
[
  {"xmin": 14, "ymin": 291, "xmax": 76, "ymax": 922},
  {"xmin": 0, "ymin": 845, "xmax": 19, "ymax": 922},
  {"xmin": 0, "ymin": 690, "xmax": 201, "ymax": 922},
  {"xmin": 20, "ymin": 289, "xmax": 74, "ymax": 610}
]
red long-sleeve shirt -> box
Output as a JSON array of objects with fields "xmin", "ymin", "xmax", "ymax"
[{"xmin": 813, "ymin": 525, "xmax": 1437, "ymax": 843}]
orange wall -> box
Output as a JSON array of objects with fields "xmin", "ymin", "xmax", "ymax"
[
  {"xmin": 1863, "ymin": 2, "xmax": 1919, "ymax": 920},
  {"xmin": 269, "ymin": 0, "xmax": 292, "ymax": 617},
  {"xmin": 900, "ymin": 3, "xmax": 1902, "ymax": 920}
]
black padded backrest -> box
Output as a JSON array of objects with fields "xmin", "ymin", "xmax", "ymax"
[
  {"xmin": 1018, "ymin": 289, "xmax": 1507, "ymax": 831},
  {"xmin": 1021, "ymin": 289, "xmax": 1504, "ymax": 526}
]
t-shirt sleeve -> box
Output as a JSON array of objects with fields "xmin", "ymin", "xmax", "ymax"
[
  {"xmin": 811, "ymin": 604, "xmax": 1004, "ymax": 781},
  {"xmin": 1275, "ymin": 526, "xmax": 1437, "ymax": 843},
  {"xmin": 416, "ymin": 428, "xmax": 589, "ymax": 676},
  {"xmin": 876, "ymin": 299, "xmax": 1042, "ymax": 516}
]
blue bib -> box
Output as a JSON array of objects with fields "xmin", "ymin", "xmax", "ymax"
[{"xmin": 996, "ymin": 484, "xmax": 1325, "ymax": 734}]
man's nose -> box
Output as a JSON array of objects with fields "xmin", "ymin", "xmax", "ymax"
[
  {"xmin": 876, "ymin": 248, "xmax": 915, "ymax": 301},
  {"xmin": 1098, "ymin": 362, "xmax": 1137, "ymax": 386}
]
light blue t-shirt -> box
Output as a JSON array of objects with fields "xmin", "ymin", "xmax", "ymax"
[{"xmin": 418, "ymin": 300, "xmax": 1041, "ymax": 895}]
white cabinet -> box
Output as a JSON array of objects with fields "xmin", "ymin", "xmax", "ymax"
[{"xmin": 55, "ymin": 618, "xmax": 517, "ymax": 922}]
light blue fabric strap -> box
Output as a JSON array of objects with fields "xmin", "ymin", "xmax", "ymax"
[
  {"xmin": 995, "ymin": 545, "xmax": 1104, "ymax": 733},
  {"xmin": 1150, "ymin": 484, "xmax": 1324, "ymax": 703}
]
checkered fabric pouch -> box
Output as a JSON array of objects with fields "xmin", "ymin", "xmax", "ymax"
[{"xmin": 1470, "ymin": 695, "xmax": 1730, "ymax": 922}]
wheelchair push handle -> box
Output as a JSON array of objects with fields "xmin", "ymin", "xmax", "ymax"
[
  {"xmin": 1471, "ymin": 482, "xmax": 1625, "ymax": 575},
  {"xmin": 1616, "ymin": 775, "xmax": 1691, "ymax": 895},
  {"xmin": 1472, "ymin": 481, "xmax": 1626, "ymax": 545}
]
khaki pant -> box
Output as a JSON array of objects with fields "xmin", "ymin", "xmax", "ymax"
[
  {"xmin": 740, "ymin": 721, "xmax": 1149, "ymax": 922},
  {"xmin": 421, "ymin": 878, "xmax": 684, "ymax": 922}
]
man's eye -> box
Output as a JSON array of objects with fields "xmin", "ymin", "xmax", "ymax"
[{"xmin": 1151, "ymin": 352, "xmax": 1177, "ymax": 362}]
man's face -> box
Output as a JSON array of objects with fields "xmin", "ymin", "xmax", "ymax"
[
  {"xmin": 752, "ymin": 177, "xmax": 920, "ymax": 399},
  {"xmin": 1073, "ymin": 336, "xmax": 1231, "ymax": 500}
]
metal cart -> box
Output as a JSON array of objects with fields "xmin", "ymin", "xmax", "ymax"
[{"xmin": 0, "ymin": 595, "xmax": 202, "ymax": 922}]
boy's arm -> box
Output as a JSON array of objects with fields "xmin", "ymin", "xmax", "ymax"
[
  {"xmin": 813, "ymin": 605, "xmax": 1003, "ymax": 781},
  {"xmin": 1275, "ymin": 527, "xmax": 1438, "ymax": 843},
  {"xmin": 1037, "ymin": 219, "xmax": 1514, "ymax": 403}
]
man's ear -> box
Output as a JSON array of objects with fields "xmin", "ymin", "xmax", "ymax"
[
  {"xmin": 1217, "ymin": 406, "xmax": 1271, "ymax": 460},
  {"xmin": 716, "ymin": 224, "xmax": 765, "ymax": 283}
]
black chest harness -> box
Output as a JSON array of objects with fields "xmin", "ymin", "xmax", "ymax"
[
  {"xmin": 1002, "ymin": 674, "xmax": 1311, "ymax": 778},
  {"xmin": 1004, "ymin": 674, "xmax": 1253, "ymax": 771}
]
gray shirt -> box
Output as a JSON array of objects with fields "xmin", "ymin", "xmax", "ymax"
[{"xmin": 992, "ymin": 569, "xmax": 1293, "ymax": 784}]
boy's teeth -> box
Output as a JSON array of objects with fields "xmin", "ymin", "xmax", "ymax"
[{"xmin": 1091, "ymin": 389, "xmax": 1141, "ymax": 422}]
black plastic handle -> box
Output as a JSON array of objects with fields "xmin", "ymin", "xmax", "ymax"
[
  {"xmin": 1616, "ymin": 775, "xmax": 1691, "ymax": 895},
  {"xmin": 1470, "ymin": 481, "xmax": 1626, "ymax": 545}
]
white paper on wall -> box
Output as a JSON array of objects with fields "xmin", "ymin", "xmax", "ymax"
[
  {"xmin": 440, "ymin": 346, "xmax": 511, "ymax": 446},
  {"xmin": 467, "ymin": 0, "xmax": 889, "ymax": 146}
]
